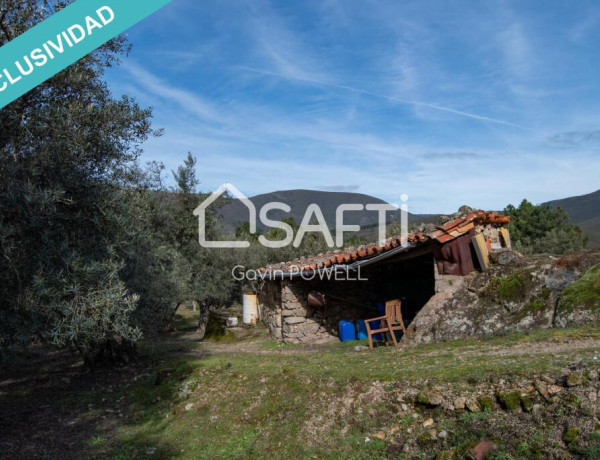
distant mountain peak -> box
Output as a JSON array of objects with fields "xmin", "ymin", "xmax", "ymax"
[
  {"xmin": 543, "ymin": 188, "xmax": 600, "ymax": 247},
  {"xmin": 217, "ymin": 189, "xmax": 435, "ymax": 233}
]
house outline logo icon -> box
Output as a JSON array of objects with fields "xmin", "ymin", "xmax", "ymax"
[
  {"xmin": 194, "ymin": 183, "xmax": 410, "ymax": 250},
  {"xmin": 193, "ymin": 183, "xmax": 256, "ymax": 248}
]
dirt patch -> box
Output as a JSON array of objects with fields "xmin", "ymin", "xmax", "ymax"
[{"xmin": 0, "ymin": 346, "xmax": 153, "ymax": 459}]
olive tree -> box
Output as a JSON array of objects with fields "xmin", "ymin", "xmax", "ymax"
[{"xmin": 0, "ymin": 0, "xmax": 162, "ymax": 364}]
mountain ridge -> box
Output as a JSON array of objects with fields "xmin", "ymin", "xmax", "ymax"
[
  {"xmin": 217, "ymin": 189, "xmax": 438, "ymax": 233},
  {"xmin": 542, "ymin": 189, "xmax": 600, "ymax": 247},
  {"xmin": 217, "ymin": 188, "xmax": 600, "ymax": 247}
]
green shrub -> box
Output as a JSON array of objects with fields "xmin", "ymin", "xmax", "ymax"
[
  {"xmin": 477, "ymin": 395, "xmax": 495, "ymax": 412},
  {"xmin": 487, "ymin": 272, "xmax": 529, "ymax": 301},
  {"xmin": 564, "ymin": 427, "xmax": 580, "ymax": 446},
  {"xmin": 497, "ymin": 391, "xmax": 522, "ymax": 411}
]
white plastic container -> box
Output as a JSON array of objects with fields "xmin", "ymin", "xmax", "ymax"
[
  {"xmin": 242, "ymin": 293, "xmax": 259, "ymax": 325},
  {"xmin": 226, "ymin": 317, "xmax": 239, "ymax": 327}
]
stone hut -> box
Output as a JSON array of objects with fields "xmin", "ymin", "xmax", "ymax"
[{"xmin": 256, "ymin": 211, "xmax": 511, "ymax": 344}]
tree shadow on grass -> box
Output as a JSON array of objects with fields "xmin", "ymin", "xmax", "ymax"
[{"xmin": 0, "ymin": 340, "xmax": 209, "ymax": 459}]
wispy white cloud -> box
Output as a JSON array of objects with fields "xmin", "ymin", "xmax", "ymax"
[
  {"xmin": 388, "ymin": 45, "xmax": 420, "ymax": 96},
  {"xmin": 239, "ymin": 66, "xmax": 529, "ymax": 129},
  {"xmin": 497, "ymin": 22, "xmax": 533, "ymax": 79},
  {"xmin": 569, "ymin": 9, "xmax": 600, "ymax": 43},
  {"xmin": 110, "ymin": 0, "xmax": 600, "ymax": 213},
  {"xmin": 115, "ymin": 56, "xmax": 599, "ymax": 213},
  {"xmin": 121, "ymin": 61, "xmax": 229, "ymax": 125},
  {"xmin": 546, "ymin": 130, "xmax": 600, "ymax": 149},
  {"xmin": 246, "ymin": 0, "xmax": 331, "ymax": 82}
]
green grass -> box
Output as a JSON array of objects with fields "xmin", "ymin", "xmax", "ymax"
[
  {"xmin": 173, "ymin": 307, "xmax": 199, "ymax": 332},
  {"xmin": 197, "ymin": 348, "xmax": 507, "ymax": 383},
  {"xmin": 486, "ymin": 271, "xmax": 530, "ymax": 301},
  {"xmin": 459, "ymin": 411, "xmax": 491, "ymax": 423},
  {"xmin": 173, "ymin": 306, "xmax": 238, "ymax": 342},
  {"xmin": 399, "ymin": 414, "xmax": 416, "ymax": 427},
  {"xmin": 85, "ymin": 325, "xmax": 600, "ymax": 459},
  {"xmin": 560, "ymin": 264, "xmax": 600, "ymax": 313},
  {"xmin": 88, "ymin": 436, "xmax": 107, "ymax": 447}
]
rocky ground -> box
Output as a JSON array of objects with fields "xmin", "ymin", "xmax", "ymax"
[
  {"xmin": 2, "ymin": 318, "xmax": 600, "ymax": 459},
  {"xmin": 353, "ymin": 361, "xmax": 600, "ymax": 458},
  {"xmin": 406, "ymin": 249, "xmax": 600, "ymax": 345}
]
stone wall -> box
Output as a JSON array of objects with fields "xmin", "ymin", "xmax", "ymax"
[
  {"xmin": 280, "ymin": 279, "xmax": 381, "ymax": 343},
  {"xmin": 260, "ymin": 280, "xmax": 282, "ymax": 339},
  {"xmin": 260, "ymin": 278, "xmax": 382, "ymax": 344},
  {"xmin": 280, "ymin": 280, "xmax": 330, "ymax": 343},
  {"xmin": 259, "ymin": 252, "xmax": 438, "ymax": 344},
  {"xmin": 434, "ymin": 268, "xmax": 465, "ymax": 296}
]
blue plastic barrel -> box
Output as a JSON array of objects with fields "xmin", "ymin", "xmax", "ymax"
[
  {"xmin": 339, "ymin": 320, "xmax": 356, "ymax": 342},
  {"xmin": 376, "ymin": 301, "xmax": 386, "ymax": 315},
  {"xmin": 356, "ymin": 319, "xmax": 368, "ymax": 340}
]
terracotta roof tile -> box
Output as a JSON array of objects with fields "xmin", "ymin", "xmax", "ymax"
[{"xmin": 258, "ymin": 210, "xmax": 509, "ymax": 273}]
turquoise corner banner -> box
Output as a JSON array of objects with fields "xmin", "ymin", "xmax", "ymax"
[{"xmin": 0, "ymin": 0, "xmax": 172, "ymax": 109}]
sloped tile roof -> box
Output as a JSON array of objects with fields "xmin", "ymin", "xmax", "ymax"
[{"xmin": 257, "ymin": 211, "xmax": 509, "ymax": 274}]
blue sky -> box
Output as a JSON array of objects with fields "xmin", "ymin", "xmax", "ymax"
[{"xmin": 106, "ymin": 0, "xmax": 600, "ymax": 213}]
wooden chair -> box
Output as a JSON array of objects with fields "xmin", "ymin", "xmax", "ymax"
[{"xmin": 364, "ymin": 299, "xmax": 407, "ymax": 349}]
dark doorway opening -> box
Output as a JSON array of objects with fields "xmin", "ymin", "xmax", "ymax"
[
  {"xmin": 362, "ymin": 251, "xmax": 436, "ymax": 325},
  {"xmin": 279, "ymin": 251, "xmax": 437, "ymax": 341}
]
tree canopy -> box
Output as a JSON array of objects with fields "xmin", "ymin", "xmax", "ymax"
[
  {"xmin": 504, "ymin": 199, "xmax": 588, "ymax": 255},
  {"xmin": 0, "ymin": 1, "xmax": 187, "ymax": 364}
]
